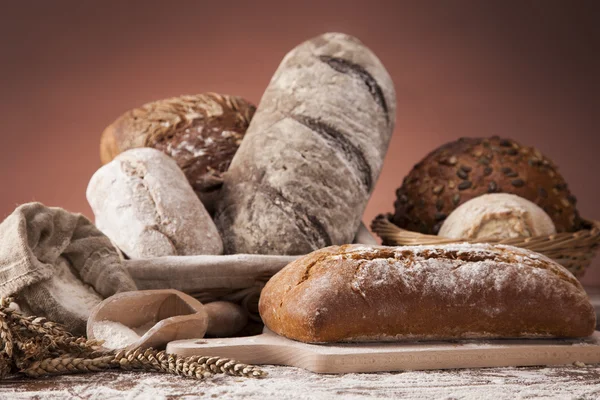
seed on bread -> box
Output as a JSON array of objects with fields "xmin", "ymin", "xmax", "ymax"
[{"xmin": 389, "ymin": 137, "xmax": 581, "ymax": 235}]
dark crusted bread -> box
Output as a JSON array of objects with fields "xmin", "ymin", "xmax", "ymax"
[
  {"xmin": 391, "ymin": 137, "xmax": 581, "ymax": 235},
  {"xmin": 259, "ymin": 243, "xmax": 595, "ymax": 343},
  {"xmin": 100, "ymin": 93, "xmax": 255, "ymax": 213}
]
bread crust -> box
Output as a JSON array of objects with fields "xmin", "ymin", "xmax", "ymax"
[
  {"xmin": 87, "ymin": 148, "xmax": 223, "ymax": 258},
  {"xmin": 259, "ymin": 243, "xmax": 595, "ymax": 343},
  {"xmin": 438, "ymin": 193, "xmax": 556, "ymax": 239},
  {"xmin": 391, "ymin": 137, "xmax": 581, "ymax": 235},
  {"xmin": 100, "ymin": 93, "xmax": 255, "ymax": 213},
  {"xmin": 215, "ymin": 33, "xmax": 396, "ymax": 255}
]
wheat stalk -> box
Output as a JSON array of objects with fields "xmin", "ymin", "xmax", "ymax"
[
  {"xmin": 0, "ymin": 297, "xmax": 267, "ymax": 381},
  {"xmin": 23, "ymin": 348, "xmax": 266, "ymax": 379}
]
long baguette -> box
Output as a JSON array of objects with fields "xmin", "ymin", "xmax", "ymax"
[{"xmin": 215, "ymin": 33, "xmax": 396, "ymax": 255}]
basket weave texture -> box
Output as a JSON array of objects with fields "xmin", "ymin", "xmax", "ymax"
[{"xmin": 371, "ymin": 214, "xmax": 600, "ymax": 278}]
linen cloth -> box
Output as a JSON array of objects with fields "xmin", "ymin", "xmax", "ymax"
[{"xmin": 0, "ymin": 203, "xmax": 137, "ymax": 334}]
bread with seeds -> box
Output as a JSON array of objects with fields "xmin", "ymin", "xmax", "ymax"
[
  {"xmin": 390, "ymin": 137, "xmax": 581, "ymax": 235},
  {"xmin": 215, "ymin": 33, "xmax": 396, "ymax": 255},
  {"xmin": 259, "ymin": 243, "xmax": 595, "ymax": 343},
  {"xmin": 100, "ymin": 93, "xmax": 256, "ymax": 213}
]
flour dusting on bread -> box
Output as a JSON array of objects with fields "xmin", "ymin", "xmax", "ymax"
[{"xmin": 259, "ymin": 243, "xmax": 595, "ymax": 343}]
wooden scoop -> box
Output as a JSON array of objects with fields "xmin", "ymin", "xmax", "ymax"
[{"xmin": 87, "ymin": 289, "xmax": 247, "ymax": 350}]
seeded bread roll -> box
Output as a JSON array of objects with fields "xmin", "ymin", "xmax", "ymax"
[
  {"xmin": 259, "ymin": 244, "xmax": 595, "ymax": 343},
  {"xmin": 100, "ymin": 93, "xmax": 256, "ymax": 213},
  {"xmin": 439, "ymin": 193, "xmax": 556, "ymax": 239},
  {"xmin": 216, "ymin": 33, "xmax": 396, "ymax": 255},
  {"xmin": 391, "ymin": 137, "xmax": 581, "ymax": 235},
  {"xmin": 87, "ymin": 148, "xmax": 223, "ymax": 258}
]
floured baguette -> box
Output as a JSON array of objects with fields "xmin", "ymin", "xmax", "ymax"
[
  {"xmin": 259, "ymin": 243, "xmax": 595, "ymax": 343},
  {"xmin": 215, "ymin": 32, "xmax": 396, "ymax": 255}
]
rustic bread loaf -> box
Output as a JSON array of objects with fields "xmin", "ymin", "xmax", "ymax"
[
  {"xmin": 391, "ymin": 137, "xmax": 581, "ymax": 235},
  {"xmin": 438, "ymin": 193, "xmax": 556, "ymax": 239},
  {"xmin": 100, "ymin": 93, "xmax": 255, "ymax": 213},
  {"xmin": 87, "ymin": 148, "xmax": 223, "ymax": 258},
  {"xmin": 215, "ymin": 33, "xmax": 396, "ymax": 255},
  {"xmin": 259, "ymin": 243, "xmax": 595, "ymax": 343}
]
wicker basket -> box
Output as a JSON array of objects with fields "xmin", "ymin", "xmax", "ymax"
[{"xmin": 371, "ymin": 214, "xmax": 600, "ymax": 278}]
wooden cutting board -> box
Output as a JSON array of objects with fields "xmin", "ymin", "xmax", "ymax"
[{"xmin": 167, "ymin": 328, "xmax": 600, "ymax": 374}]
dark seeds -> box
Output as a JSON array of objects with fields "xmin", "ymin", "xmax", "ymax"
[
  {"xmin": 452, "ymin": 194, "xmax": 460, "ymax": 206},
  {"xmin": 511, "ymin": 179, "xmax": 525, "ymax": 187},
  {"xmin": 457, "ymin": 169, "xmax": 469, "ymax": 179},
  {"xmin": 460, "ymin": 165, "xmax": 472, "ymax": 172},
  {"xmin": 436, "ymin": 199, "xmax": 444, "ymax": 211},
  {"xmin": 501, "ymin": 167, "xmax": 512, "ymax": 175},
  {"xmin": 488, "ymin": 181, "xmax": 498, "ymax": 193},
  {"xmin": 538, "ymin": 187, "xmax": 548, "ymax": 198},
  {"xmin": 458, "ymin": 181, "xmax": 472, "ymax": 190},
  {"xmin": 499, "ymin": 139, "xmax": 512, "ymax": 147},
  {"xmin": 483, "ymin": 167, "xmax": 493, "ymax": 176},
  {"xmin": 434, "ymin": 212, "xmax": 447, "ymax": 221}
]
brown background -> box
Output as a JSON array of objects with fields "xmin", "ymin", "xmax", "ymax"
[{"xmin": 1, "ymin": 1, "xmax": 599, "ymax": 282}]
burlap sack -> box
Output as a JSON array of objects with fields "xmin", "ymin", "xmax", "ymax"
[{"xmin": 0, "ymin": 203, "xmax": 137, "ymax": 334}]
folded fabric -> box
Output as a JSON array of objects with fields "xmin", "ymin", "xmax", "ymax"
[{"xmin": 0, "ymin": 203, "xmax": 137, "ymax": 334}]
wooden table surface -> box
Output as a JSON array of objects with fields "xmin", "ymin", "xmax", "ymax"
[{"xmin": 1, "ymin": 363, "xmax": 600, "ymax": 399}]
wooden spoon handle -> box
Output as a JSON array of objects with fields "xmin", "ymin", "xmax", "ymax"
[
  {"xmin": 204, "ymin": 301, "xmax": 248, "ymax": 337},
  {"xmin": 167, "ymin": 333, "xmax": 292, "ymax": 365}
]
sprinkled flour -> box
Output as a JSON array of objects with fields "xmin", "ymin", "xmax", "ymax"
[
  {"xmin": 93, "ymin": 321, "xmax": 156, "ymax": 350},
  {"xmin": 45, "ymin": 257, "xmax": 103, "ymax": 320},
  {"xmin": 2, "ymin": 364, "xmax": 600, "ymax": 399}
]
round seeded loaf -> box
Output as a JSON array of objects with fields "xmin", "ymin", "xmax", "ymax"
[
  {"xmin": 391, "ymin": 137, "xmax": 581, "ymax": 235},
  {"xmin": 87, "ymin": 148, "xmax": 223, "ymax": 258},
  {"xmin": 438, "ymin": 193, "xmax": 556, "ymax": 239},
  {"xmin": 100, "ymin": 93, "xmax": 256, "ymax": 213},
  {"xmin": 215, "ymin": 32, "xmax": 396, "ymax": 255}
]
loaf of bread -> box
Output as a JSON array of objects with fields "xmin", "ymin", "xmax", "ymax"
[
  {"xmin": 215, "ymin": 33, "xmax": 396, "ymax": 255},
  {"xmin": 87, "ymin": 148, "xmax": 223, "ymax": 258},
  {"xmin": 439, "ymin": 193, "xmax": 556, "ymax": 239},
  {"xmin": 391, "ymin": 137, "xmax": 581, "ymax": 235},
  {"xmin": 100, "ymin": 93, "xmax": 256, "ymax": 213},
  {"xmin": 259, "ymin": 244, "xmax": 595, "ymax": 343}
]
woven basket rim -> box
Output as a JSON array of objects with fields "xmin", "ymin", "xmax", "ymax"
[
  {"xmin": 370, "ymin": 214, "xmax": 600, "ymax": 277},
  {"xmin": 371, "ymin": 213, "xmax": 600, "ymax": 245}
]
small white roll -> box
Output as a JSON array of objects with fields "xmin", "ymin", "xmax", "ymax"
[
  {"xmin": 87, "ymin": 148, "xmax": 223, "ymax": 258},
  {"xmin": 439, "ymin": 193, "xmax": 556, "ymax": 240}
]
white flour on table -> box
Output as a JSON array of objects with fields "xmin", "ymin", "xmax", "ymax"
[{"xmin": 2, "ymin": 364, "xmax": 600, "ymax": 399}]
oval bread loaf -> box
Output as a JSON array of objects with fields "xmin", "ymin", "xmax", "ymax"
[
  {"xmin": 215, "ymin": 32, "xmax": 396, "ymax": 255},
  {"xmin": 259, "ymin": 243, "xmax": 595, "ymax": 343},
  {"xmin": 439, "ymin": 193, "xmax": 556, "ymax": 239},
  {"xmin": 87, "ymin": 148, "xmax": 223, "ymax": 258}
]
